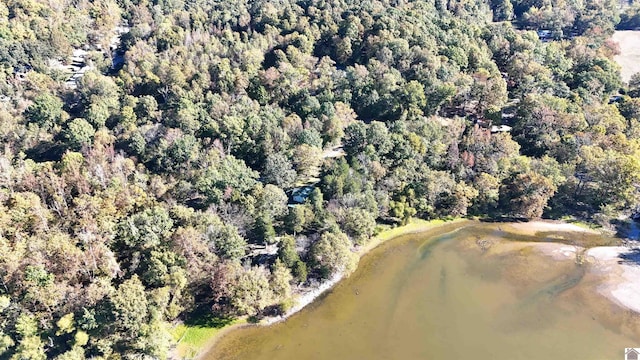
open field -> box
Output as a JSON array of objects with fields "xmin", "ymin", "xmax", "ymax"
[{"xmin": 612, "ymin": 30, "xmax": 640, "ymax": 83}]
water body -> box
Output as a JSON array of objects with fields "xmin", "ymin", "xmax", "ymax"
[{"xmin": 207, "ymin": 223, "xmax": 640, "ymax": 360}]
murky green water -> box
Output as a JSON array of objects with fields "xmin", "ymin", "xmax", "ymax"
[{"xmin": 206, "ymin": 223, "xmax": 640, "ymax": 360}]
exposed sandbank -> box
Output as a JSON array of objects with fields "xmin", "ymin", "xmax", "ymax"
[
  {"xmin": 481, "ymin": 222, "xmax": 640, "ymax": 316},
  {"xmin": 522, "ymin": 225, "xmax": 640, "ymax": 316},
  {"xmin": 586, "ymin": 246, "xmax": 640, "ymax": 314},
  {"xmin": 262, "ymin": 271, "xmax": 344, "ymax": 325},
  {"xmin": 506, "ymin": 220, "xmax": 599, "ymax": 236}
]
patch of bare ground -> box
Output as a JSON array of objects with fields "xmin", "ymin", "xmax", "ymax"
[{"xmin": 612, "ymin": 30, "xmax": 640, "ymax": 83}]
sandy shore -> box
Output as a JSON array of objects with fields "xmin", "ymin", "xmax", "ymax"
[
  {"xmin": 196, "ymin": 272, "xmax": 347, "ymax": 357},
  {"xmin": 534, "ymin": 242, "xmax": 581, "ymax": 260},
  {"xmin": 585, "ymin": 246, "xmax": 640, "ymax": 313},
  {"xmin": 507, "ymin": 220, "xmax": 598, "ymax": 236},
  {"xmin": 534, "ymin": 231, "xmax": 640, "ymax": 313},
  {"xmin": 263, "ymin": 271, "xmax": 344, "ymax": 325},
  {"xmin": 479, "ymin": 220, "xmax": 640, "ymax": 316}
]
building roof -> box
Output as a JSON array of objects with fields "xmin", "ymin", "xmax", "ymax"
[
  {"xmin": 290, "ymin": 186, "xmax": 315, "ymax": 204},
  {"xmin": 490, "ymin": 125, "xmax": 512, "ymax": 133}
]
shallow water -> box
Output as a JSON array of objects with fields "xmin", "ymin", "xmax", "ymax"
[{"xmin": 206, "ymin": 223, "xmax": 640, "ymax": 360}]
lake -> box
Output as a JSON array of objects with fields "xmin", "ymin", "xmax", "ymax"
[{"xmin": 206, "ymin": 222, "xmax": 640, "ymax": 360}]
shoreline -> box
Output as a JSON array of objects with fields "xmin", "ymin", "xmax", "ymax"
[
  {"xmin": 185, "ymin": 218, "xmax": 640, "ymax": 359},
  {"xmin": 585, "ymin": 246, "xmax": 640, "ymax": 314},
  {"xmin": 503, "ymin": 221, "xmax": 640, "ymax": 314},
  {"xmin": 541, "ymin": 244, "xmax": 640, "ymax": 314},
  {"xmin": 189, "ymin": 218, "xmax": 463, "ymax": 360},
  {"xmin": 507, "ymin": 222, "xmax": 640, "ymax": 315},
  {"xmin": 261, "ymin": 218, "xmax": 465, "ymax": 326},
  {"xmin": 261, "ymin": 270, "xmax": 344, "ymax": 326},
  {"xmin": 505, "ymin": 220, "xmax": 602, "ymax": 236}
]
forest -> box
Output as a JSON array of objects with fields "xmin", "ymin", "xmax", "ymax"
[{"xmin": 0, "ymin": 0, "xmax": 639, "ymax": 358}]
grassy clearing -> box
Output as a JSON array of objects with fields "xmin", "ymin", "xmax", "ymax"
[
  {"xmin": 170, "ymin": 316, "xmax": 246, "ymax": 359},
  {"xmin": 555, "ymin": 215, "xmax": 616, "ymax": 234},
  {"xmin": 559, "ymin": 217, "xmax": 602, "ymax": 230}
]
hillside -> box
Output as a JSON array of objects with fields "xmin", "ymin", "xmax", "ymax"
[{"xmin": 0, "ymin": 0, "xmax": 639, "ymax": 358}]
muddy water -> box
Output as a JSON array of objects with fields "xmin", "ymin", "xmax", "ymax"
[{"xmin": 206, "ymin": 223, "xmax": 640, "ymax": 360}]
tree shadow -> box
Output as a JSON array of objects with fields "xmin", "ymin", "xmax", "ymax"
[
  {"xmin": 183, "ymin": 304, "xmax": 235, "ymax": 328},
  {"xmin": 612, "ymin": 218, "xmax": 640, "ymax": 241},
  {"xmin": 478, "ymin": 216, "xmax": 530, "ymax": 223},
  {"xmin": 618, "ymin": 248, "xmax": 640, "ymax": 266},
  {"xmin": 25, "ymin": 141, "xmax": 66, "ymax": 162}
]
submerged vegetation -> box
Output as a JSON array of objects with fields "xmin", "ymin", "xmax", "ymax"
[{"xmin": 0, "ymin": 0, "xmax": 639, "ymax": 358}]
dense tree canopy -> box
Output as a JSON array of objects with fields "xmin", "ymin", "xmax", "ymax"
[{"xmin": 0, "ymin": 0, "xmax": 638, "ymax": 358}]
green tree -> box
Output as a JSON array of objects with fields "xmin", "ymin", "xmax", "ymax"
[
  {"xmin": 25, "ymin": 93, "xmax": 65, "ymax": 129},
  {"xmin": 110, "ymin": 275, "xmax": 149, "ymax": 338},
  {"xmin": 277, "ymin": 235, "xmax": 299, "ymax": 268},
  {"xmin": 284, "ymin": 205, "xmax": 313, "ymax": 234},
  {"xmin": 257, "ymin": 184, "xmax": 289, "ymax": 221},
  {"xmin": 343, "ymin": 122, "xmax": 368, "ymax": 157},
  {"xmin": 262, "ymin": 154, "xmax": 296, "ymax": 188},
  {"xmin": 513, "ymin": 94, "xmax": 586, "ymax": 162},
  {"xmin": 53, "ymin": 346, "xmax": 84, "ymax": 360},
  {"xmin": 309, "ymin": 231, "xmax": 357, "ymax": 278},
  {"xmin": 118, "ymin": 207, "xmax": 174, "ymax": 250},
  {"xmin": 207, "ymin": 224, "xmax": 247, "ymax": 261},
  {"xmin": 340, "ymin": 207, "xmax": 376, "ymax": 245},
  {"xmin": 500, "ymin": 171, "xmax": 557, "ymax": 218},
  {"xmin": 0, "ymin": 331, "xmax": 14, "ymax": 356},
  {"xmin": 63, "ymin": 118, "xmax": 95, "ymax": 150},
  {"xmin": 254, "ymin": 214, "xmax": 276, "ymax": 244},
  {"xmin": 229, "ymin": 266, "xmax": 275, "ymax": 316},
  {"xmin": 491, "ymin": 0, "xmax": 514, "ymax": 21},
  {"xmin": 628, "ymin": 73, "xmax": 640, "ymax": 98},
  {"xmin": 197, "ymin": 155, "xmax": 258, "ymax": 204},
  {"xmin": 277, "ymin": 235, "xmax": 308, "ymax": 282},
  {"xmin": 293, "ymin": 144, "xmax": 322, "ymax": 180},
  {"xmin": 270, "ymin": 259, "xmax": 293, "ymax": 303},
  {"xmin": 578, "ymin": 146, "xmax": 640, "ymax": 210},
  {"xmin": 11, "ymin": 314, "xmax": 45, "ymax": 360}
]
